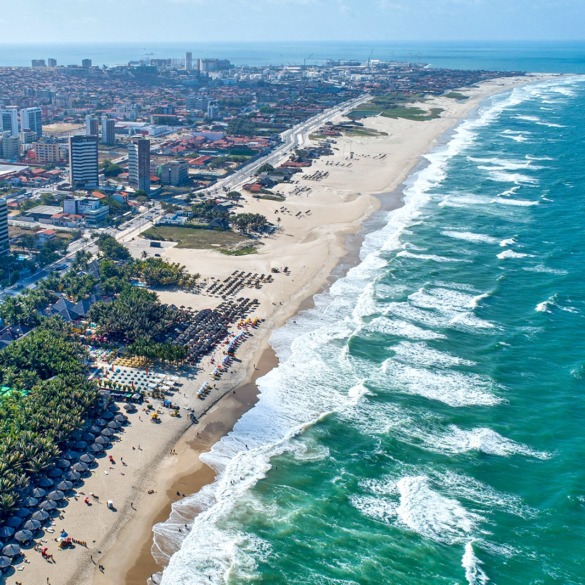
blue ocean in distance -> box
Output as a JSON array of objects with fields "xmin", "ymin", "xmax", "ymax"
[
  {"xmin": 2, "ymin": 41, "xmax": 585, "ymax": 72},
  {"xmin": 142, "ymin": 53, "xmax": 585, "ymax": 584}
]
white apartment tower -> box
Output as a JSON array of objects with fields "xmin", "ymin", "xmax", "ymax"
[
  {"xmin": 20, "ymin": 107, "xmax": 43, "ymax": 139},
  {"xmin": 101, "ymin": 116, "xmax": 116, "ymax": 145},
  {"xmin": 1, "ymin": 107, "xmax": 19, "ymax": 137},
  {"xmin": 85, "ymin": 115, "xmax": 99, "ymax": 136},
  {"xmin": 128, "ymin": 138, "xmax": 151, "ymax": 193},
  {"xmin": 69, "ymin": 135, "xmax": 99, "ymax": 189}
]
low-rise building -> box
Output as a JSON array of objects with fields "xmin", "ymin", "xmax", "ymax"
[{"xmin": 158, "ymin": 160, "xmax": 189, "ymax": 186}]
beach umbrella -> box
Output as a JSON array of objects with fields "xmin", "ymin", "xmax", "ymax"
[
  {"xmin": 102, "ymin": 411, "xmax": 115, "ymax": 419},
  {"xmin": 5, "ymin": 517, "xmax": 23, "ymax": 528},
  {"xmin": 56, "ymin": 480, "xmax": 73, "ymax": 492},
  {"xmin": 55, "ymin": 458, "xmax": 70, "ymax": 469},
  {"xmin": 114, "ymin": 414, "xmax": 127, "ymax": 423},
  {"xmin": 31, "ymin": 510, "xmax": 49, "ymax": 522},
  {"xmin": 82, "ymin": 433, "xmax": 96, "ymax": 442},
  {"xmin": 0, "ymin": 555, "xmax": 11, "ymax": 569},
  {"xmin": 107, "ymin": 420, "xmax": 121, "ymax": 429},
  {"xmin": 47, "ymin": 490, "xmax": 65, "ymax": 502},
  {"xmin": 73, "ymin": 441, "xmax": 88, "ymax": 450},
  {"xmin": 14, "ymin": 530, "xmax": 33, "ymax": 543},
  {"xmin": 39, "ymin": 501, "xmax": 57, "ymax": 511},
  {"xmin": 14, "ymin": 508, "xmax": 31, "ymax": 518},
  {"xmin": 79, "ymin": 453, "xmax": 94, "ymax": 463},
  {"xmin": 2, "ymin": 543, "xmax": 20, "ymax": 557},
  {"xmin": 89, "ymin": 425, "xmax": 101, "ymax": 434},
  {"xmin": 66, "ymin": 470, "xmax": 81, "ymax": 482},
  {"xmin": 37, "ymin": 477, "xmax": 54, "ymax": 488},
  {"xmin": 62, "ymin": 451, "xmax": 79, "ymax": 461},
  {"xmin": 70, "ymin": 429, "xmax": 83, "ymax": 440},
  {"xmin": 101, "ymin": 428, "xmax": 114, "ymax": 437},
  {"xmin": 90, "ymin": 443, "xmax": 104, "ymax": 453},
  {"xmin": 71, "ymin": 462, "xmax": 88, "ymax": 473},
  {"xmin": 95, "ymin": 436, "xmax": 109, "ymax": 445},
  {"xmin": 31, "ymin": 488, "xmax": 47, "ymax": 499},
  {"xmin": 0, "ymin": 527, "xmax": 14, "ymax": 539},
  {"xmin": 23, "ymin": 519, "xmax": 41, "ymax": 532},
  {"xmin": 21, "ymin": 497, "xmax": 38, "ymax": 507},
  {"xmin": 96, "ymin": 418, "xmax": 108, "ymax": 427},
  {"xmin": 48, "ymin": 468, "xmax": 63, "ymax": 478}
]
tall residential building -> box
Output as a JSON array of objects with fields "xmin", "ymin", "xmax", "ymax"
[
  {"xmin": 20, "ymin": 107, "xmax": 43, "ymax": 139},
  {"xmin": 1, "ymin": 107, "xmax": 19, "ymax": 136},
  {"xmin": 34, "ymin": 138, "xmax": 67, "ymax": 164},
  {"xmin": 82, "ymin": 59, "xmax": 92, "ymax": 68},
  {"xmin": 128, "ymin": 138, "xmax": 151, "ymax": 193},
  {"xmin": 0, "ymin": 197, "xmax": 8, "ymax": 257},
  {"xmin": 185, "ymin": 52, "xmax": 193, "ymax": 71},
  {"xmin": 48, "ymin": 58, "xmax": 57, "ymax": 67},
  {"xmin": 68, "ymin": 135, "xmax": 98, "ymax": 189},
  {"xmin": 101, "ymin": 116, "xmax": 115, "ymax": 145},
  {"xmin": 0, "ymin": 132, "xmax": 20, "ymax": 160},
  {"xmin": 31, "ymin": 59, "xmax": 46, "ymax": 68},
  {"xmin": 159, "ymin": 160, "xmax": 189, "ymax": 186},
  {"xmin": 85, "ymin": 115, "xmax": 98, "ymax": 136}
]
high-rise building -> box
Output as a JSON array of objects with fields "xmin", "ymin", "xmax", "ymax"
[
  {"xmin": 1, "ymin": 107, "xmax": 19, "ymax": 137},
  {"xmin": 159, "ymin": 160, "xmax": 189, "ymax": 186},
  {"xmin": 0, "ymin": 197, "xmax": 8, "ymax": 257},
  {"xmin": 48, "ymin": 58, "xmax": 57, "ymax": 67},
  {"xmin": 128, "ymin": 138, "xmax": 151, "ymax": 193},
  {"xmin": 101, "ymin": 116, "xmax": 116, "ymax": 145},
  {"xmin": 69, "ymin": 135, "xmax": 99, "ymax": 189},
  {"xmin": 85, "ymin": 115, "xmax": 99, "ymax": 136},
  {"xmin": 185, "ymin": 52, "xmax": 193, "ymax": 71},
  {"xmin": 20, "ymin": 107, "xmax": 43, "ymax": 139},
  {"xmin": 0, "ymin": 132, "xmax": 20, "ymax": 160},
  {"xmin": 82, "ymin": 59, "xmax": 92, "ymax": 68},
  {"xmin": 31, "ymin": 59, "xmax": 46, "ymax": 68},
  {"xmin": 34, "ymin": 138, "xmax": 66, "ymax": 164}
]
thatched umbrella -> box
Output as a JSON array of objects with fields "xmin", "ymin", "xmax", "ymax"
[
  {"xmin": 0, "ymin": 527, "xmax": 14, "ymax": 539},
  {"xmin": 31, "ymin": 488, "xmax": 47, "ymax": 499},
  {"xmin": 23, "ymin": 519, "xmax": 41, "ymax": 532},
  {"xmin": 56, "ymin": 480, "xmax": 73, "ymax": 492},
  {"xmin": 39, "ymin": 500, "xmax": 57, "ymax": 511},
  {"xmin": 0, "ymin": 555, "xmax": 11, "ymax": 568},
  {"xmin": 47, "ymin": 490, "xmax": 65, "ymax": 502},
  {"xmin": 114, "ymin": 414, "xmax": 127, "ymax": 423},
  {"xmin": 47, "ymin": 468, "xmax": 63, "ymax": 478},
  {"xmin": 66, "ymin": 470, "xmax": 81, "ymax": 482},
  {"xmin": 5, "ymin": 517, "xmax": 23, "ymax": 528},
  {"xmin": 31, "ymin": 510, "xmax": 49, "ymax": 522},
  {"xmin": 55, "ymin": 458, "xmax": 70, "ymax": 469},
  {"xmin": 14, "ymin": 508, "xmax": 31, "ymax": 518},
  {"xmin": 14, "ymin": 530, "xmax": 33, "ymax": 543},
  {"xmin": 102, "ymin": 411, "xmax": 115, "ymax": 420},
  {"xmin": 37, "ymin": 477, "xmax": 54, "ymax": 488},
  {"xmin": 90, "ymin": 443, "xmax": 104, "ymax": 453},
  {"xmin": 101, "ymin": 428, "xmax": 114, "ymax": 437},
  {"xmin": 95, "ymin": 436, "xmax": 109, "ymax": 446},
  {"xmin": 107, "ymin": 420, "xmax": 122, "ymax": 429},
  {"xmin": 21, "ymin": 497, "xmax": 39, "ymax": 507},
  {"xmin": 2, "ymin": 543, "xmax": 20, "ymax": 557}
]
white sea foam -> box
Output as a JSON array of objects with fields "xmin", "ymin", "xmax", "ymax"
[
  {"xmin": 367, "ymin": 316, "xmax": 447, "ymax": 340},
  {"xmin": 462, "ymin": 541, "xmax": 490, "ymax": 585},
  {"xmin": 535, "ymin": 294, "xmax": 580, "ymax": 315},
  {"xmin": 492, "ymin": 197, "xmax": 539, "ymax": 207},
  {"xmin": 499, "ymin": 237, "xmax": 516, "ymax": 247},
  {"xmin": 497, "ymin": 249, "xmax": 530, "ymax": 259},
  {"xmin": 380, "ymin": 361, "xmax": 502, "ymax": 407},
  {"xmin": 441, "ymin": 231, "xmax": 499, "ymax": 245},
  {"xmin": 424, "ymin": 425, "xmax": 550, "ymax": 459},
  {"xmin": 392, "ymin": 341, "xmax": 476, "ymax": 368},
  {"xmin": 488, "ymin": 171, "xmax": 539, "ymax": 185},
  {"xmin": 523, "ymin": 264, "xmax": 568, "ymax": 275},
  {"xmin": 438, "ymin": 193, "xmax": 488, "ymax": 208},
  {"xmin": 514, "ymin": 114, "xmax": 541, "ymax": 122},
  {"xmin": 396, "ymin": 250, "xmax": 468, "ymax": 263}
]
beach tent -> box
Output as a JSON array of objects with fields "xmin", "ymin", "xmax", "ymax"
[{"xmin": 2, "ymin": 543, "xmax": 20, "ymax": 557}]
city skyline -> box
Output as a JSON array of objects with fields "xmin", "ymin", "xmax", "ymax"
[{"xmin": 0, "ymin": 0, "xmax": 583, "ymax": 44}]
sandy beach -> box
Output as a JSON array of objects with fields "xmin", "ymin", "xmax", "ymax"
[{"xmin": 2, "ymin": 74, "xmax": 549, "ymax": 585}]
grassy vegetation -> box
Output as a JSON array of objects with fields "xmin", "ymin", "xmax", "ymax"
[
  {"xmin": 381, "ymin": 106, "xmax": 443, "ymax": 121},
  {"xmin": 256, "ymin": 193, "xmax": 286, "ymax": 202},
  {"xmin": 142, "ymin": 225, "xmax": 251, "ymax": 250},
  {"xmin": 346, "ymin": 127, "xmax": 389, "ymax": 137},
  {"xmin": 220, "ymin": 246, "xmax": 258, "ymax": 256},
  {"xmin": 444, "ymin": 92, "xmax": 469, "ymax": 100}
]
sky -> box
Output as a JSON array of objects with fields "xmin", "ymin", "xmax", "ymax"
[{"xmin": 1, "ymin": 0, "xmax": 584, "ymax": 44}]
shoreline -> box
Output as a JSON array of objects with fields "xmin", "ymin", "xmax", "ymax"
[{"xmin": 1, "ymin": 73, "xmax": 551, "ymax": 585}]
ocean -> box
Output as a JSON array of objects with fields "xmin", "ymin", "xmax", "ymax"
[
  {"xmin": 150, "ymin": 64, "xmax": 585, "ymax": 584},
  {"xmin": 3, "ymin": 41, "xmax": 585, "ymax": 73}
]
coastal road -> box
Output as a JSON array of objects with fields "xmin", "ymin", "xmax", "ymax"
[{"xmin": 202, "ymin": 94, "xmax": 371, "ymax": 196}]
